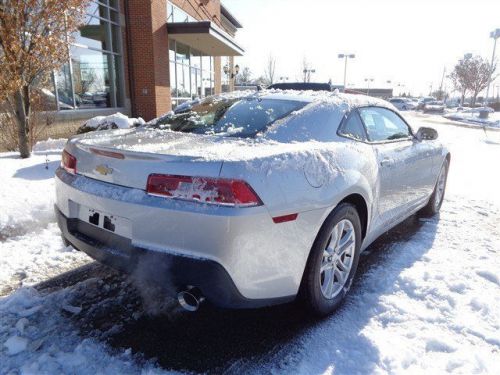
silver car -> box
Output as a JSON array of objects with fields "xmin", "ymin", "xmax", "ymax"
[
  {"xmin": 55, "ymin": 92, "xmax": 450, "ymax": 316},
  {"xmin": 388, "ymin": 98, "xmax": 416, "ymax": 111}
]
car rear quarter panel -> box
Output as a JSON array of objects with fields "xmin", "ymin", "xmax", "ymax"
[{"xmin": 219, "ymin": 138, "xmax": 378, "ymax": 268}]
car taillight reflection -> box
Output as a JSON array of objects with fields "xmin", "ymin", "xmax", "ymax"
[
  {"xmin": 61, "ymin": 150, "xmax": 77, "ymax": 174},
  {"xmin": 146, "ymin": 174, "xmax": 263, "ymax": 207}
]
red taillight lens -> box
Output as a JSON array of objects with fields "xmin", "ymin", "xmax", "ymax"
[
  {"xmin": 61, "ymin": 150, "xmax": 77, "ymax": 174},
  {"xmin": 146, "ymin": 174, "xmax": 263, "ymax": 207}
]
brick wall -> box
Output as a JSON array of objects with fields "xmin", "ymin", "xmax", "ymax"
[
  {"xmin": 124, "ymin": 0, "xmax": 231, "ymax": 120},
  {"xmin": 170, "ymin": 0, "xmax": 222, "ymax": 27}
]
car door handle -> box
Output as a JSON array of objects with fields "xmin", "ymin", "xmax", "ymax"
[{"xmin": 380, "ymin": 158, "xmax": 394, "ymax": 166}]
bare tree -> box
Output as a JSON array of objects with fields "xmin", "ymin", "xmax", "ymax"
[
  {"xmin": 264, "ymin": 54, "xmax": 276, "ymax": 85},
  {"xmin": 0, "ymin": 0, "xmax": 89, "ymax": 158},
  {"xmin": 449, "ymin": 60, "xmax": 469, "ymax": 106},
  {"xmin": 237, "ymin": 66, "xmax": 252, "ymax": 85},
  {"xmin": 449, "ymin": 55, "xmax": 497, "ymax": 106},
  {"xmin": 302, "ymin": 57, "xmax": 315, "ymax": 83},
  {"xmin": 467, "ymin": 56, "xmax": 496, "ymax": 106}
]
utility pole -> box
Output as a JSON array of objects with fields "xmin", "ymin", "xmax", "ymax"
[
  {"xmin": 439, "ymin": 66, "xmax": 446, "ymax": 100},
  {"xmin": 485, "ymin": 29, "xmax": 500, "ymax": 104}
]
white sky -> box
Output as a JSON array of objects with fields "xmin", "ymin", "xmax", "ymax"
[{"xmin": 224, "ymin": 0, "xmax": 500, "ymax": 97}]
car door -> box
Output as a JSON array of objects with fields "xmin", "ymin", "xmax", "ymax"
[{"xmin": 358, "ymin": 106, "xmax": 432, "ymax": 229}]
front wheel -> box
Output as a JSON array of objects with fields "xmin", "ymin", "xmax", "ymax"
[
  {"xmin": 300, "ymin": 203, "xmax": 362, "ymax": 316},
  {"xmin": 420, "ymin": 159, "xmax": 449, "ymax": 216}
]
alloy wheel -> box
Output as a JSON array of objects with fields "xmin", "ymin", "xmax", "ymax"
[
  {"xmin": 320, "ymin": 219, "xmax": 356, "ymax": 299},
  {"xmin": 434, "ymin": 164, "xmax": 447, "ymax": 210}
]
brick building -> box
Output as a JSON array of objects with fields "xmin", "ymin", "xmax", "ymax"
[{"xmin": 51, "ymin": 0, "xmax": 243, "ymax": 125}]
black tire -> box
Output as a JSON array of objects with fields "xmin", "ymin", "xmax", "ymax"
[
  {"xmin": 420, "ymin": 158, "xmax": 449, "ymax": 217},
  {"xmin": 300, "ymin": 203, "xmax": 362, "ymax": 316}
]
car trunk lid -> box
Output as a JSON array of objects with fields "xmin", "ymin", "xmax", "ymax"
[{"xmin": 67, "ymin": 128, "xmax": 230, "ymax": 190}]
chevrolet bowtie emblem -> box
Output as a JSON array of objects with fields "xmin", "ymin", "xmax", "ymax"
[{"xmin": 95, "ymin": 164, "xmax": 113, "ymax": 176}]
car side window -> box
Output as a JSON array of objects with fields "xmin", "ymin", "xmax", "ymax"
[
  {"xmin": 358, "ymin": 107, "xmax": 412, "ymax": 142},
  {"xmin": 338, "ymin": 111, "xmax": 368, "ymax": 141}
]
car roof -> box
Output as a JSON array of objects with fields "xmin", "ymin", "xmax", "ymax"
[
  {"xmin": 252, "ymin": 90, "xmax": 395, "ymax": 110},
  {"xmin": 175, "ymin": 90, "xmax": 397, "ymax": 115}
]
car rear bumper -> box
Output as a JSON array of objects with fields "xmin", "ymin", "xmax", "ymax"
[
  {"xmin": 56, "ymin": 206, "xmax": 294, "ymax": 309},
  {"xmin": 54, "ymin": 168, "xmax": 324, "ymax": 306}
]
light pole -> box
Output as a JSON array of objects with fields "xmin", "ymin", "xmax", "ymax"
[
  {"xmin": 338, "ymin": 53, "xmax": 355, "ymax": 92},
  {"xmin": 364, "ymin": 78, "xmax": 374, "ymax": 95},
  {"xmin": 396, "ymin": 83, "xmax": 405, "ymax": 96},
  {"xmin": 485, "ymin": 28, "xmax": 500, "ymax": 105}
]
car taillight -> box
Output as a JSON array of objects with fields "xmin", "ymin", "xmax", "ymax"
[
  {"xmin": 61, "ymin": 150, "xmax": 77, "ymax": 174},
  {"xmin": 146, "ymin": 174, "xmax": 263, "ymax": 207}
]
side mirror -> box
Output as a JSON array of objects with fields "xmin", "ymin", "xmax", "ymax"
[{"xmin": 416, "ymin": 127, "xmax": 438, "ymax": 141}]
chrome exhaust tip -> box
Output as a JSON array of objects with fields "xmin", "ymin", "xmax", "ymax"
[{"xmin": 177, "ymin": 287, "xmax": 205, "ymax": 312}]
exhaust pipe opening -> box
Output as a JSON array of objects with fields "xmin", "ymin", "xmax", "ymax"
[{"xmin": 178, "ymin": 286, "xmax": 205, "ymax": 312}]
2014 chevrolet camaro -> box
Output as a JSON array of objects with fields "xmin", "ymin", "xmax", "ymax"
[{"xmin": 55, "ymin": 91, "xmax": 449, "ymax": 316}]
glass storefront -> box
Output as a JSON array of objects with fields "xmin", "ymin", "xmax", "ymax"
[
  {"xmin": 169, "ymin": 39, "xmax": 215, "ymax": 108},
  {"xmin": 51, "ymin": 0, "xmax": 124, "ymax": 111}
]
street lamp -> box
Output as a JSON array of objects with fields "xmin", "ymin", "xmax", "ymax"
[
  {"xmin": 485, "ymin": 28, "xmax": 500, "ymax": 104},
  {"xmin": 364, "ymin": 77, "xmax": 374, "ymax": 95},
  {"xmin": 223, "ymin": 64, "xmax": 240, "ymax": 79},
  {"xmin": 395, "ymin": 83, "xmax": 405, "ymax": 96},
  {"xmin": 338, "ymin": 53, "xmax": 355, "ymax": 92}
]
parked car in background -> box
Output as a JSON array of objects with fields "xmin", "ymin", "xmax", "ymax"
[
  {"xmin": 417, "ymin": 96, "xmax": 437, "ymax": 110},
  {"xmin": 388, "ymin": 98, "xmax": 416, "ymax": 111},
  {"xmin": 267, "ymin": 82, "xmax": 342, "ymax": 92},
  {"xmin": 55, "ymin": 91, "xmax": 450, "ymax": 316},
  {"xmin": 423, "ymin": 101, "xmax": 446, "ymax": 114}
]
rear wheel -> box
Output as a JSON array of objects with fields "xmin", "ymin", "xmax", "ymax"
[
  {"xmin": 420, "ymin": 159, "xmax": 449, "ymax": 216},
  {"xmin": 300, "ymin": 203, "xmax": 362, "ymax": 316}
]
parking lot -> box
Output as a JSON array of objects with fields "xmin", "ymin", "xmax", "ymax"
[{"xmin": 1, "ymin": 114, "xmax": 499, "ymax": 374}]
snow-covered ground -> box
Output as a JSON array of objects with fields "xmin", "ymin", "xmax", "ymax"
[{"xmin": 1, "ymin": 114, "xmax": 499, "ymax": 374}]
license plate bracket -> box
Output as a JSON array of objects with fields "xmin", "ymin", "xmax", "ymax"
[{"xmin": 73, "ymin": 202, "xmax": 132, "ymax": 238}]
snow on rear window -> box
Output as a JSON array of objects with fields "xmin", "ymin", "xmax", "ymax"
[{"xmin": 148, "ymin": 97, "xmax": 308, "ymax": 138}]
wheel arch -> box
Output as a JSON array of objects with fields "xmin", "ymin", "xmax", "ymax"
[
  {"xmin": 338, "ymin": 193, "xmax": 368, "ymax": 240},
  {"xmin": 298, "ymin": 192, "xmax": 370, "ymax": 301}
]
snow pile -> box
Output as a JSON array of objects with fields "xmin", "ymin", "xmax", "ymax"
[
  {"xmin": 32, "ymin": 138, "xmax": 66, "ymax": 154},
  {"xmin": 78, "ymin": 113, "xmax": 145, "ymax": 134},
  {"xmin": 0, "ymin": 152, "xmax": 60, "ymax": 238},
  {"xmin": 0, "ymin": 286, "xmax": 160, "ymax": 374},
  {"xmin": 0, "ymin": 138, "xmax": 90, "ymax": 292},
  {"xmin": 443, "ymin": 109, "xmax": 500, "ymax": 128}
]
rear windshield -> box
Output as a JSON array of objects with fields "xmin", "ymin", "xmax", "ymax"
[{"xmin": 149, "ymin": 97, "xmax": 307, "ymax": 138}]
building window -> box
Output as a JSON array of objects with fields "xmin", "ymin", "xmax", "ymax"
[
  {"xmin": 52, "ymin": 0, "xmax": 124, "ymax": 111},
  {"xmin": 167, "ymin": 3, "xmax": 198, "ymax": 23},
  {"xmin": 169, "ymin": 39, "xmax": 214, "ymax": 109}
]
